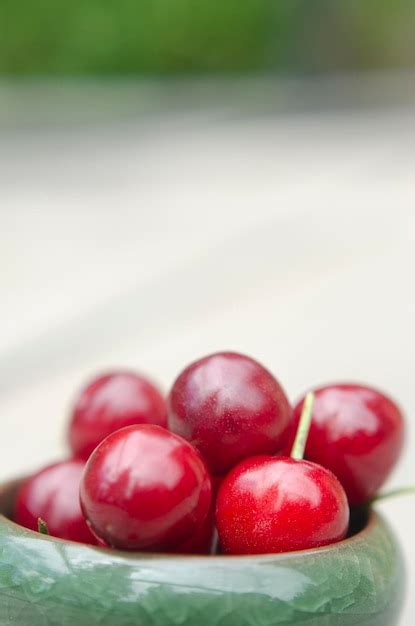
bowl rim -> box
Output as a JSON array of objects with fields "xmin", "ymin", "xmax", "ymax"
[{"xmin": 0, "ymin": 475, "xmax": 376, "ymax": 561}]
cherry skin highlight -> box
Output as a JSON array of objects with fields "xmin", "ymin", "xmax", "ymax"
[
  {"xmin": 291, "ymin": 383, "xmax": 405, "ymax": 505},
  {"xmin": 167, "ymin": 352, "xmax": 292, "ymax": 475},
  {"xmin": 68, "ymin": 371, "xmax": 167, "ymax": 460},
  {"xmin": 80, "ymin": 424, "xmax": 212, "ymax": 551},
  {"xmin": 14, "ymin": 459, "xmax": 97, "ymax": 544},
  {"xmin": 216, "ymin": 455, "xmax": 349, "ymax": 555}
]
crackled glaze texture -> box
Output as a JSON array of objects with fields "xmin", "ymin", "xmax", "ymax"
[{"xmin": 0, "ymin": 480, "xmax": 405, "ymax": 626}]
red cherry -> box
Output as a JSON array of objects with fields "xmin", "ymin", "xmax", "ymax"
[
  {"xmin": 291, "ymin": 384, "xmax": 405, "ymax": 505},
  {"xmin": 216, "ymin": 455, "xmax": 349, "ymax": 554},
  {"xmin": 80, "ymin": 424, "xmax": 212, "ymax": 551},
  {"xmin": 14, "ymin": 460, "xmax": 97, "ymax": 544},
  {"xmin": 167, "ymin": 352, "xmax": 292, "ymax": 475},
  {"xmin": 68, "ymin": 371, "xmax": 167, "ymax": 460}
]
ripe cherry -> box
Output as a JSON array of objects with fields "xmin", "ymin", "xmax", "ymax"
[
  {"xmin": 14, "ymin": 459, "xmax": 97, "ymax": 544},
  {"xmin": 68, "ymin": 371, "xmax": 167, "ymax": 460},
  {"xmin": 292, "ymin": 383, "xmax": 405, "ymax": 505},
  {"xmin": 216, "ymin": 455, "xmax": 349, "ymax": 554},
  {"xmin": 167, "ymin": 352, "xmax": 292, "ymax": 475},
  {"xmin": 80, "ymin": 424, "xmax": 212, "ymax": 551},
  {"xmin": 216, "ymin": 392, "xmax": 349, "ymax": 554}
]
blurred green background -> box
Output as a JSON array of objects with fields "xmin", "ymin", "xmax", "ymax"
[{"xmin": 1, "ymin": 0, "xmax": 415, "ymax": 75}]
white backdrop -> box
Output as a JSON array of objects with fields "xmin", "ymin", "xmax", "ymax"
[{"xmin": 1, "ymin": 81, "xmax": 414, "ymax": 622}]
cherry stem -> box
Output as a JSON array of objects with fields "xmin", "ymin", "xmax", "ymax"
[
  {"xmin": 37, "ymin": 517, "xmax": 50, "ymax": 535},
  {"xmin": 211, "ymin": 529, "xmax": 219, "ymax": 555},
  {"xmin": 369, "ymin": 485, "xmax": 415, "ymax": 505},
  {"xmin": 290, "ymin": 391, "xmax": 315, "ymax": 460}
]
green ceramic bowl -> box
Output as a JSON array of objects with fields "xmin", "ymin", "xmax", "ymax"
[{"xmin": 0, "ymin": 478, "xmax": 405, "ymax": 626}]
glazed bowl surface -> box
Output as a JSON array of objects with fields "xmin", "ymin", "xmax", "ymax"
[{"xmin": 0, "ymin": 478, "xmax": 405, "ymax": 626}]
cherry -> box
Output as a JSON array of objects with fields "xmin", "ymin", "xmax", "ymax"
[
  {"xmin": 80, "ymin": 424, "xmax": 212, "ymax": 551},
  {"xmin": 14, "ymin": 459, "xmax": 97, "ymax": 544},
  {"xmin": 216, "ymin": 392, "xmax": 349, "ymax": 554},
  {"xmin": 167, "ymin": 352, "xmax": 292, "ymax": 475},
  {"xmin": 68, "ymin": 371, "xmax": 167, "ymax": 460},
  {"xmin": 291, "ymin": 383, "xmax": 405, "ymax": 505},
  {"xmin": 216, "ymin": 455, "xmax": 349, "ymax": 554}
]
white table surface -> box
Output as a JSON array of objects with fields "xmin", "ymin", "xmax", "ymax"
[{"xmin": 1, "ymin": 76, "xmax": 414, "ymax": 622}]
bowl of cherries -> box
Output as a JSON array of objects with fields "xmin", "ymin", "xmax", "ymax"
[{"xmin": 0, "ymin": 352, "xmax": 407, "ymax": 626}]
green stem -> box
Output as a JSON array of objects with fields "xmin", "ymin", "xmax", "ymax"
[
  {"xmin": 369, "ymin": 485, "xmax": 415, "ymax": 505},
  {"xmin": 37, "ymin": 517, "xmax": 50, "ymax": 535},
  {"xmin": 290, "ymin": 391, "xmax": 315, "ymax": 460},
  {"xmin": 210, "ymin": 529, "xmax": 219, "ymax": 555}
]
